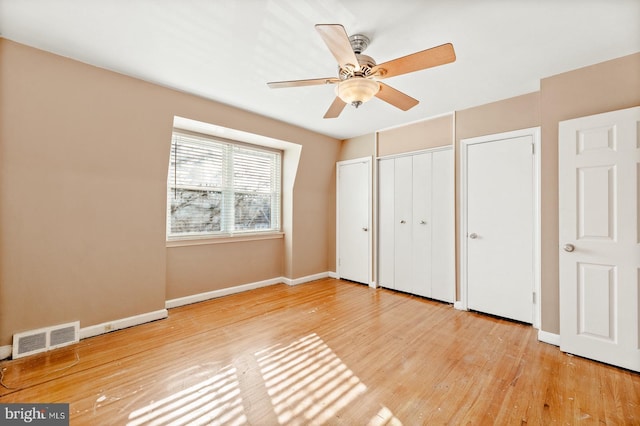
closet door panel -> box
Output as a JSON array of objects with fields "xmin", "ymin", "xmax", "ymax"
[
  {"xmin": 378, "ymin": 159, "xmax": 395, "ymax": 289},
  {"xmin": 431, "ymin": 149, "xmax": 455, "ymax": 302},
  {"xmin": 394, "ymin": 156, "xmax": 413, "ymax": 293},
  {"xmin": 411, "ymin": 153, "xmax": 432, "ymax": 298}
]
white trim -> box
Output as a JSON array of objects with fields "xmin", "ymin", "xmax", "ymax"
[
  {"xmin": 79, "ymin": 309, "xmax": 168, "ymax": 340},
  {"xmin": 376, "ymin": 111, "xmax": 455, "ymax": 134},
  {"xmin": 284, "ymin": 272, "xmax": 332, "ymax": 286},
  {"xmin": 0, "ymin": 345, "xmax": 12, "ymax": 360},
  {"xmin": 167, "ymin": 272, "xmax": 335, "ymax": 309},
  {"xmin": 167, "ymin": 232, "xmax": 284, "ymax": 247},
  {"xmin": 459, "ymin": 127, "xmax": 542, "ymax": 328},
  {"xmin": 166, "ymin": 278, "xmax": 282, "ymax": 308},
  {"xmin": 328, "ymin": 271, "xmax": 339, "ymax": 279},
  {"xmin": 336, "ymin": 156, "xmax": 373, "ymax": 286},
  {"xmin": 453, "ymin": 301, "xmax": 467, "ymax": 311},
  {"xmin": 538, "ymin": 330, "xmax": 561, "ymax": 346},
  {"xmin": 372, "ymin": 134, "xmax": 379, "ymax": 289}
]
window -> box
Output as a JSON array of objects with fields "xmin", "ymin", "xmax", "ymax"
[{"xmin": 167, "ymin": 130, "xmax": 281, "ymax": 240}]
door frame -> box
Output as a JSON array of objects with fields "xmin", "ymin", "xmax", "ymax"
[
  {"xmin": 458, "ymin": 127, "xmax": 541, "ymax": 328},
  {"xmin": 336, "ymin": 156, "xmax": 373, "ymax": 287}
]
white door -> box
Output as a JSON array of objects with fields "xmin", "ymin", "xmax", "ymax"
[
  {"xmin": 337, "ymin": 158, "xmax": 371, "ymax": 285},
  {"xmin": 463, "ymin": 130, "xmax": 537, "ymax": 324},
  {"xmin": 559, "ymin": 106, "xmax": 639, "ymax": 372}
]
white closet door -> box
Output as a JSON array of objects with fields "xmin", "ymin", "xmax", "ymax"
[
  {"xmin": 431, "ymin": 149, "xmax": 455, "ymax": 302},
  {"xmin": 465, "ymin": 135, "xmax": 534, "ymax": 323},
  {"xmin": 394, "ymin": 155, "xmax": 414, "ymax": 294},
  {"xmin": 411, "ymin": 153, "xmax": 432, "ymax": 298},
  {"xmin": 378, "ymin": 148, "xmax": 455, "ymax": 300},
  {"xmin": 378, "ymin": 159, "xmax": 395, "ymax": 289},
  {"xmin": 337, "ymin": 159, "xmax": 371, "ymax": 284}
]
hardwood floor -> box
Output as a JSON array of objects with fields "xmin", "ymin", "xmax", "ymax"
[{"xmin": 1, "ymin": 279, "xmax": 638, "ymax": 425}]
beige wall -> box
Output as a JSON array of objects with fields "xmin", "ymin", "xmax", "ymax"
[
  {"xmin": 378, "ymin": 114, "xmax": 454, "ymax": 156},
  {"xmin": 338, "ymin": 133, "xmax": 376, "ymax": 161},
  {"xmin": 0, "ymin": 39, "xmax": 340, "ymax": 347},
  {"xmin": 166, "ymin": 239, "xmax": 284, "ymax": 300},
  {"xmin": 456, "ymin": 92, "xmax": 541, "ymax": 141}
]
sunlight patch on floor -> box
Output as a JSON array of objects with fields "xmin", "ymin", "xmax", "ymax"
[
  {"xmin": 127, "ymin": 364, "xmax": 246, "ymax": 426},
  {"xmin": 367, "ymin": 405, "xmax": 404, "ymax": 426},
  {"xmin": 125, "ymin": 333, "xmax": 385, "ymax": 424},
  {"xmin": 256, "ymin": 333, "xmax": 368, "ymax": 425}
]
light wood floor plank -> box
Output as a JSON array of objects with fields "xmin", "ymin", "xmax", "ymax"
[{"xmin": 1, "ymin": 279, "xmax": 638, "ymax": 425}]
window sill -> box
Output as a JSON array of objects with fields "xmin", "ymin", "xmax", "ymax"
[{"xmin": 166, "ymin": 232, "xmax": 284, "ymax": 248}]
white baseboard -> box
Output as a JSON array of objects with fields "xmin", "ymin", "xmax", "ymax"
[
  {"xmin": 328, "ymin": 271, "xmax": 339, "ymax": 279},
  {"xmin": 282, "ymin": 272, "xmax": 331, "ymax": 286},
  {"xmin": 537, "ymin": 330, "xmax": 560, "ymax": 346},
  {"xmin": 0, "ymin": 345, "xmax": 12, "ymax": 360},
  {"xmin": 167, "ymin": 272, "xmax": 336, "ymax": 309},
  {"xmin": 80, "ymin": 309, "xmax": 168, "ymax": 340},
  {"xmin": 166, "ymin": 278, "xmax": 282, "ymax": 309}
]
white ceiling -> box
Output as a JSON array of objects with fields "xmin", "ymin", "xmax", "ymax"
[{"xmin": 1, "ymin": 0, "xmax": 638, "ymax": 139}]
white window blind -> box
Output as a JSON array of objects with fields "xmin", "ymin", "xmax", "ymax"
[{"xmin": 167, "ymin": 131, "xmax": 281, "ymax": 239}]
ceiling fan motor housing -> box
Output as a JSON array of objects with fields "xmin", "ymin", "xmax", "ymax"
[{"xmin": 339, "ymin": 54, "xmax": 377, "ymax": 80}]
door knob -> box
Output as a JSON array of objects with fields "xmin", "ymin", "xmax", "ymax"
[
  {"xmin": 400, "ymin": 220, "xmax": 406, "ymax": 224},
  {"xmin": 563, "ymin": 243, "xmax": 575, "ymax": 252},
  {"xmin": 469, "ymin": 233, "xmax": 478, "ymax": 239},
  {"xmin": 420, "ymin": 220, "xmax": 427, "ymax": 225},
  {"xmin": 362, "ymin": 227, "xmax": 368, "ymax": 232}
]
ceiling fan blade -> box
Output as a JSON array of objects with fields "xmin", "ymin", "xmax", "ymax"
[
  {"xmin": 267, "ymin": 77, "xmax": 339, "ymax": 89},
  {"xmin": 324, "ymin": 97, "xmax": 347, "ymax": 119},
  {"xmin": 375, "ymin": 82, "xmax": 419, "ymax": 111},
  {"xmin": 374, "ymin": 43, "xmax": 456, "ymax": 79},
  {"xmin": 315, "ymin": 24, "xmax": 359, "ymax": 69}
]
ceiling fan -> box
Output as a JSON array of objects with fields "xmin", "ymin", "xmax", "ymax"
[{"xmin": 267, "ymin": 24, "xmax": 456, "ymax": 119}]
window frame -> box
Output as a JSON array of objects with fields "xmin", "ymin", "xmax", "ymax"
[{"xmin": 166, "ymin": 129, "xmax": 283, "ymax": 243}]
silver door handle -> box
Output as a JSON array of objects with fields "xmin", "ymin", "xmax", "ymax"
[
  {"xmin": 420, "ymin": 220, "xmax": 427, "ymax": 225},
  {"xmin": 400, "ymin": 220, "xmax": 406, "ymax": 224},
  {"xmin": 362, "ymin": 227, "xmax": 368, "ymax": 232},
  {"xmin": 563, "ymin": 243, "xmax": 575, "ymax": 252},
  {"xmin": 469, "ymin": 233, "xmax": 478, "ymax": 239}
]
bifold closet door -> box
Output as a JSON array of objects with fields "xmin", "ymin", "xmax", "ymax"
[
  {"xmin": 411, "ymin": 153, "xmax": 432, "ymax": 298},
  {"xmin": 378, "ymin": 159, "xmax": 395, "ymax": 290},
  {"xmin": 393, "ymin": 155, "xmax": 414, "ymax": 294},
  {"xmin": 431, "ymin": 149, "xmax": 454, "ymax": 302},
  {"xmin": 378, "ymin": 148, "xmax": 454, "ymax": 302}
]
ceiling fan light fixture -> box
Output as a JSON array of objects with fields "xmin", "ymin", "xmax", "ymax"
[{"xmin": 336, "ymin": 77, "xmax": 380, "ymax": 107}]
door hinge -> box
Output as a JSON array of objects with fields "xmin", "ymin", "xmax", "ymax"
[
  {"xmin": 531, "ymin": 143, "xmax": 535, "ymax": 155},
  {"xmin": 532, "ymin": 291, "xmax": 537, "ymax": 303}
]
